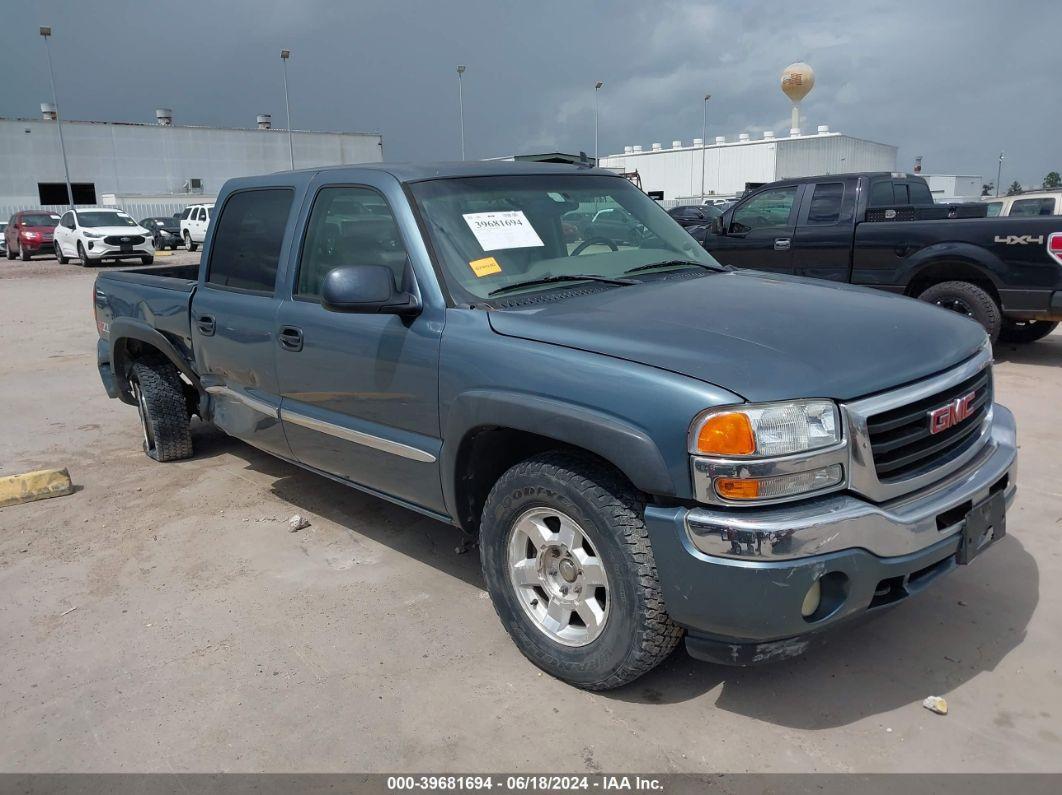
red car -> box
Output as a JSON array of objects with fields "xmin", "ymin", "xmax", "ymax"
[{"xmin": 4, "ymin": 210, "xmax": 61, "ymax": 261}]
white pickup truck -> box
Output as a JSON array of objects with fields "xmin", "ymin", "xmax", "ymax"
[{"xmin": 179, "ymin": 203, "xmax": 213, "ymax": 252}]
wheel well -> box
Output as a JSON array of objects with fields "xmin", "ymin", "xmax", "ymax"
[
  {"xmin": 905, "ymin": 260, "xmax": 1000, "ymax": 305},
  {"xmin": 113, "ymin": 338, "xmax": 197, "ymax": 412},
  {"xmin": 452, "ymin": 427, "xmax": 631, "ymax": 534}
]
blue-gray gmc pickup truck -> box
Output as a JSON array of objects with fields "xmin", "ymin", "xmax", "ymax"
[{"xmin": 93, "ymin": 162, "xmax": 1017, "ymax": 690}]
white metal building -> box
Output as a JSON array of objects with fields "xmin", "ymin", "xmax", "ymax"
[
  {"xmin": 0, "ymin": 109, "xmax": 383, "ymax": 219},
  {"xmin": 599, "ymin": 126, "xmax": 897, "ymax": 202},
  {"xmin": 920, "ymin": 174, "xmax": 983, "ymax": 201}
]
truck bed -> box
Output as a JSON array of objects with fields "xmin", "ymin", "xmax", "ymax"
[{"xmin": 94, "ymin": 264, "xmax": 199, "ymax": 351}]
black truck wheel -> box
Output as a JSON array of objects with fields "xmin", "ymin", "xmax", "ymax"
[
  {"xmin": 479, "ymin": 452, "xmax": 681, "ymax": 690},
  {"xmin": 918, "ymin": 281, "xmax": 1002, "ymax": 342},
  {"xmin": 130, "ymin": 358, "xmax": 193, "ymax": 462},
  {"xmin": 998, "ymin": 319, "xmax": 1059, "ymax": 345}
]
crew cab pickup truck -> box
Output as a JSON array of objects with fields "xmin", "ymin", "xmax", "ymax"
[
  {"xmin": 700, "ymin": 172, "xmax": 1062, "ymax": 344},
  {"xmin": 93, "ymin": 162, "xmax": 1017, "ymax": 689}
]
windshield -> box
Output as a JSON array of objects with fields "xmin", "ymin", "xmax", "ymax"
[
  {"xmin": 77, "ymin": 211, "xmax": 137, "ymax": 228},
  {"xmin": 22, "ymin": 213, "xmax": 60, "ymax": 226},
  {"xmin": 409, "ymin": 174, "xmax": 719, "ymax": 302}
]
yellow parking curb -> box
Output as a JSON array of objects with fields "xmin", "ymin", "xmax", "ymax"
[
  {"xmin": 0, "ymin": 468, "xmax": 75, "ymax": 508},
  {"xmin": 154, "ymin": 250, "xmax": 173, "ymax": 257}
]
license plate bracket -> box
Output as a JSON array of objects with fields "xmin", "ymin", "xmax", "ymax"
[{"xmin": 957, "ymin": 491, "xmax": 1005, "ymax": 565}]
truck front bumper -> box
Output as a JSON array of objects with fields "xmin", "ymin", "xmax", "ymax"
[{"xmin": 644, "ymin": 405, "xmax": 1017, "ymax": 666}]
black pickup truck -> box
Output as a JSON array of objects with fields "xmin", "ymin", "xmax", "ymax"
[{"xmin": 700, "ymin": 172, "xmax": 1062, "ymax": 343}]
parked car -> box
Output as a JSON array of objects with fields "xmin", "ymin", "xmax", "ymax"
[
  {"xmin": 93, "ymin": 162, "xmax": 1016, "ymax": 690},
  {"xmin": 4, "ymin": 210, "xmax": 61, "ymax": 261},
  {"xmin": 667, "ymin": 204, "xmax": 723, "ymax": 228},
  {"xmin": 983, "ymin": 191, "xmax": 1061, "ymax": 218},
  {"xmin": 701, "ymin": 172, "xmax": 1062, "ymax": 344},
  {"xmin": 139, "ymin": 216, "xmax": 183, "ymax": 250},
  {"xmin": 54, "ymin": 207, "xmax": 154, "ymax": 266},
  {"xmin": 179, "ymin": 203, "xmax": 213, "ymax": 252},
  {"xmin": 0, "ymin": 221, "xmax": 6, "ymax": 257}
]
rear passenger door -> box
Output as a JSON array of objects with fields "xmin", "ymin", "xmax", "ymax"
[
  {"xmin": 190, "ymin": 187, "xmax": 298, "ymax": 459},
  {"xmin": 791, "ymin": 181, "xmax": 855, "ymax": 282},
  {"xmin": 274, "ymin": 182, "xmax": 445, "ymax": 514},
  {"xmin": 710, "ymin": 185, "xmax": 802, "ymax": 273}
]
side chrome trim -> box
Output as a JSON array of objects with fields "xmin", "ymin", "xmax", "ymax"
[
  {"xmin": 279, "ymin": 408, "xmax": 437, "ymax": 464},
  {"xmin": 843, "ymin": 342, "xmax": 993, "ymax": 503},
  {"xmin": 205, "ymin": 385, "xmax": 279, "ymax": 418}
]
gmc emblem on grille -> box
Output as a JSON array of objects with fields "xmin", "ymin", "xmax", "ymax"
[{"xmin": 928, "ymin": 391, "xmax": 976, "ymax": 435}]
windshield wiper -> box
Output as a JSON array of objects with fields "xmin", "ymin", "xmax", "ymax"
[
  {"xmin": 623, "ymin": 259, "xmax": 724, "ymax": 275},
  {"xmin": 488, "ymin": 273, "xmax": 636, "ymax": 297}
]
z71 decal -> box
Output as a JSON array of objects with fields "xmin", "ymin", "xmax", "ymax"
[{"xmin": 994, "ymin": 234, "xmax": 1045, "ymax": 245}]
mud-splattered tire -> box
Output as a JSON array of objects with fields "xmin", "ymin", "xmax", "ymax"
[
  {"xmin": 998, "ymin": 319, "xmax": 1058, "ymax": 345},
  {"xmin": 480, "ymin": 452, "xmax": 682, "ymax": 690},
  {"xmin": 130, "ymin": 358, "xmax": 193, "ymax": 462},
  {"xmin": 918, "ymin": 281, "xmax": 1001, "ymax": 342}
]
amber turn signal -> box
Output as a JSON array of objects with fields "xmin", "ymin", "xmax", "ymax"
[
  {"xmin": 696, "ymin": 412, "xmax": 756, "ymax": 456},
  {"xmin": 713, "ymin": 477, "xmax": 761, "ymax": 500}
]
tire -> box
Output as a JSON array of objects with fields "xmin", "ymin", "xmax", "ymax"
[
  {"xmin": 918, "ymin": 281, "xmax": 1002, "ymax": 342},
  {"xmin": 19, "ymin": 245, "xmax": 30, "ymax": 261},
  {"xmin": 184, "ymin": 231, "xmax": 198, "ymax": 252},
  {"xmin": 54, "ymin": 242, "xmax": 68, "ymax": 265},
  {"xmin": 998, "ymin": 319, "xmax": 1059, "ymax": 345},
  {"xmin": 76, "ymin": 242, "xmax": 90, "ymax": 267},
  {"xmin": 141, "ymin": 255, "xmax": 154, "ymax": 265},
  {"xmin": 479, "ymin": 452, "xmax": 682, "ymax": 690},
  {"xmin": 129, "ymin": 358, "xmax": 193, "ymax": 462}
]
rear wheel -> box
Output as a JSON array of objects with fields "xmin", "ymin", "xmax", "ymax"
[
  {"xmin": 54, "ymin": 242, "xmax": 68, "ymax": 264},
  {"xmin": 479, "ymin": 452, "xmax": 681, "ymax": 690},
  {"xmin": 184, "ymin": 231, "xmax": 198, "ymax": 252},
  {"xmin": 998, "ymin": 319, "xmax": 1059, "ymax": 344},
  {"xmin": 4, "ymin": 245, "xmax": 14, "ymax": 260},
  {"xmin": 918, "ymin": 281, "xmax": 1001, "ymax": 342},
  {"xmin": 130, "ymin": 358, "xmax": 193, "ymax": 462}
]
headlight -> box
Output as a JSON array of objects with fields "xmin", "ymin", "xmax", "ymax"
[
  {"xmin": 83, "ymin": 231, "xmax": 104, "ymax": 239},
  {"xmin": 22, "ymin": 231, "xmax": 40, "ymax": 239},
  {"xmin": 689, "ymin": 400, "xmax": 840, "ymax": 458}
]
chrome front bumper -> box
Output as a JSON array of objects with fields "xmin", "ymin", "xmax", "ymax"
[{"xmin": 685, "ymin": 404, "xmax": 1017, "ymax": 560}]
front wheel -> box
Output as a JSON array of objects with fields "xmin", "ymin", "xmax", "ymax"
[
  {"xmin": 918, "ymin": 281, "xmax": 1001, "ymax": 342},
  {"xmin": 998, "ymin": 319, "xmax": 1059, "ymax": 344},
  {"xmin": 479, "ymin": 452, "xmax": 681, "ymax": 690},
  {"xmin": 141, "ymin": 255, "xmax": 154, "ymax": 265},
  {"xmin": 76, "ymin": 242, "xmax": 90, "ymax": 267},
  {"xmin": 130, "ymin": 358, "xmax": 193, "ymax": 462},
  {"xmin": 54, "ymin": 242, "xmax": 69, "ymax": 264},
  {"xmin": 19, "ymin": 245, "xmax": 30, "ymax": 261}
]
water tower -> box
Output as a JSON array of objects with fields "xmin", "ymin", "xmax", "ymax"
[{"xmin": 781, "ymin": 62, "xmax": 815, "ymax": 135}]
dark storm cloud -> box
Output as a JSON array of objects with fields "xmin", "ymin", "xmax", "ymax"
[{"xmin": 2, "ymin": 0, "xmax": 1058, "ymax": 187}]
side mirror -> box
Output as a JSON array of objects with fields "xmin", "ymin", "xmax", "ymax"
[{"xmin": 321, "ymin": 265, "xmax": 421, "ymax": 316}]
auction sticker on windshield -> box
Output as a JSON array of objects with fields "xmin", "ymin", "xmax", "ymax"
[{"xmin": 463, "ymin": 211, "xmax": 544, "ymax": 251}]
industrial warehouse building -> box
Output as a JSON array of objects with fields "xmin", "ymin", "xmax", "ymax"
[
  {"xmin": 599, "ymin": 125, "xmax": 897, "ymax": 202},
  {"xmin": 0, "ymin": 108, "xmax": 383, "ymax": 218}
]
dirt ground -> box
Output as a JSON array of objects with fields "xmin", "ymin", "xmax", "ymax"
[{"xmin": 1, "ymin": 252, "xmax": 1060, "ymax": 773}]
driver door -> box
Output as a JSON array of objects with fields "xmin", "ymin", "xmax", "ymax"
[
  {"xmin": 709, "ymin": 184, "xmax": 803, "ymax": 274},
  {"xmin": 56, "ymin": 211, "xmax": 76, "ymax": 257}
]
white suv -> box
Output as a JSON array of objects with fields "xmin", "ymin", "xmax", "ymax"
[
  {"xmin": 54, "ymin": 208, "xmax": 154, "ymax": 266},
  {"xmin": 179, "ymin": 203, "xmax": 213, "ymax": 252}
]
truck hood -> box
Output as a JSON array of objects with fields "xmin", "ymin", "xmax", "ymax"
[{"xmin": 486, "ymin": 271, "xmax": 986, "ymax": 402}]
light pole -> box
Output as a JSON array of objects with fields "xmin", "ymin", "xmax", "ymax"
[
  {"xmin": 457, "ymin": 65, "xmax": 466, "ymax": 160},
  {"xmin": 594, "ymin": 81, "xmax": 603, "ymax": 165},
  {"xmin": 280, "ymin": 49, "xmax": 295, "ymax": 170},
  {"xmin": 39, "ymin": 26, "xmax": 73, "ymax": 208},
  {"xmin": 996, "ymin": 151, "xmax": 1004, "ymax": 197},
  {"xmin": 700, "ymin": 94, "xmax": 711, "ymax": 200}
]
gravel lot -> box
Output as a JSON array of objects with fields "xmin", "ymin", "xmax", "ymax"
[{"xmin": 1, "ymin": 252, "xmax": 1060, "ymax": 773}]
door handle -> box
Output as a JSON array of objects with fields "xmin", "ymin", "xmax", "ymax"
[
  {"xmin": 278, "ymin": 326, "xmax": 304, "ymax": 352},
  {"xmin": 195, "ymin": 314, "xmax": 216, "ymax": 336},
  {"xmin": 774, "ymin": 238, "xmax": 791, "ymax": 251}
]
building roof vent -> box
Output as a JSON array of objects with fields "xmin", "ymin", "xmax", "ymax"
[
  {"xmin": 632, "ymin": 145, "xmax": 643, "ymax": 152},
  {"xmin": 257, "ymin": 114, "xmax": 272, "ymax": 130},
  {"xmin": 651, "ymin": 142, "xmax": 662, "ymax": 151},
  {"xmin": 155, "ymin": 108, "xmax": 173, "ymax": 126},
  {"xmin": 41, "ymin": 102, "xmax": 57, "ymax": 121},
  {"xmin": 623, "ymin": 145, "xmax": 633, "ymax": 154},
  {"xmin": 692, "ymin": 138, "xmax": 703, "ymax": 147},
  {"xmin": 715, "ymin": 136, "xmax": 726, "ymax": 144},
  {"xmin": 817, "ymin": 124, "xmax": 830, "ymax": 135},
  {"xmin": 672, "ymin": 140, "xmax": 683, "ymax": 148},
  {"xmin": 763, "ymin": 130, "xmax": 775, "ymax": 139},
  {"xmin": 738, "ymin": 133, "xmax": 750, "ymax": 142}
]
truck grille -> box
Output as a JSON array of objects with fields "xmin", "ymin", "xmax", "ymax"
[
  {"xmin": 104, "ymin": 235, "xmax": 144, "ymax": 245},
  {"xmin": 866, "ymin": 367, "xmax": 992, "ymax": 482}
]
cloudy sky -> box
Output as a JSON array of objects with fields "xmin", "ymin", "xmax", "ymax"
[{"xmin": 3, "ymin": 0, "xmax": 1058, "ymax": 188}]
